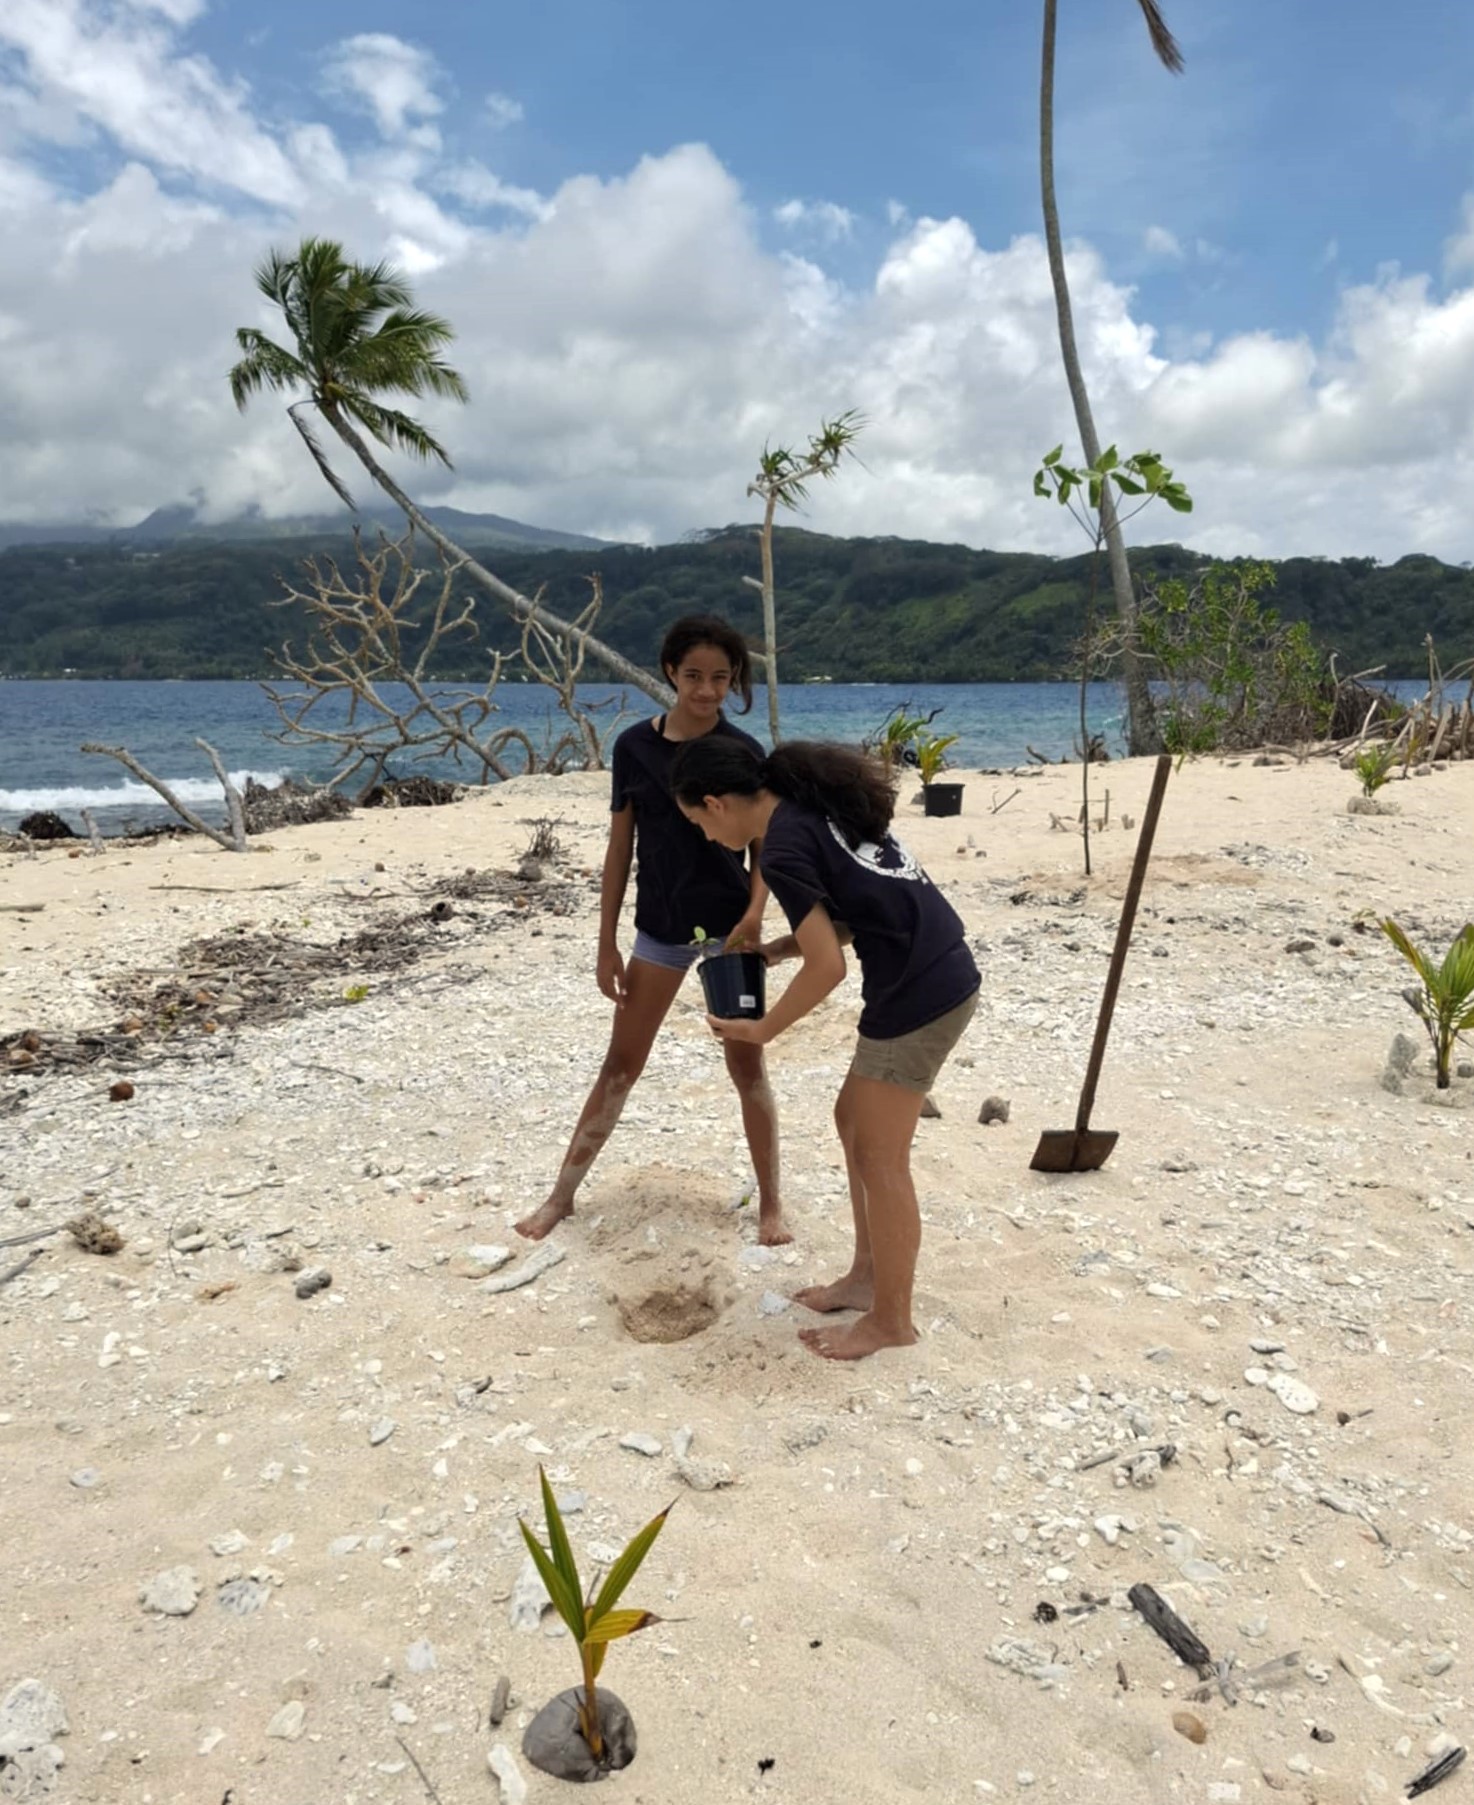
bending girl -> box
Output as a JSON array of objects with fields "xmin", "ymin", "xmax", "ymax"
[
  {"xmin": 670, "ymin": 738, "xmax": 978, "ymax": 1360},
  {"xmin": 516, "ymin": 616, "xmax": 788, "ymax": 1245}
]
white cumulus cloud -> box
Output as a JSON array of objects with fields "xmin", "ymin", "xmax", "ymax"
[
  {"xmin": 775, "ymin": 198, "xmax": 856, "ymax": 243},
  {"xmin": 322, "ymin": 33, "xmax": 444, "ymax": 145},
  {"xmin": 485, "ymin": 90, "xmax": 524, "ymax": 129},
  {"xmin": 1144, "ymin": 224, "xmax": 1184, "ymax": 260}
]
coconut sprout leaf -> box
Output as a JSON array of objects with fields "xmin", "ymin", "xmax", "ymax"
[
  {"xmin": 518, "ymin": 1516, "xmax": 585, "ymax": 1640},
  {"xmin": 538, "ymin": 1466, "xmax": 584, "ymax": 1603},
  {"xmin": 1382, "ymin": 919, "xmax": 1435, "ymax": 988},
  {"xmin": 584, "ymin": 1608, "xmax": 664, "ymax": 1645},
  {"xmin": 588, "ymin": 1503, "xmax": 673, "ymax": 1625}
]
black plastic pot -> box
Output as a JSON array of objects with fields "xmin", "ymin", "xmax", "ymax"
[
  {"xmin": 697, "ymin": 950, "xmax": 766, "ymax": 1020},
  {"xmin": 923, "ymin": 782, "xmax": 964, "ymax": 817}
]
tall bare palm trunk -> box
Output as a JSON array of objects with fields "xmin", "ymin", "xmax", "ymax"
[
  {"xmin": 322, "ymin": 405, "xmax": 673, "ymax": 708},
  {"xmin": 1040, "ymin": 0, "xmax": 1158, "ymax": 754}
]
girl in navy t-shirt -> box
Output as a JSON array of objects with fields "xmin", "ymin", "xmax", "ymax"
[
  {"xmin": 671, "ymin": 737, "xmax": 979, "ymax": 1361},
  {"xmin": 515, "ymin": 617, "xmax": 788, "ymax": 1246}
]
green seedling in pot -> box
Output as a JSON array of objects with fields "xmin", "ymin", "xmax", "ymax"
[
  {"xmin": 518, "ymin": 1467, "xmax": 672, "ymax": 1762},
  {"xmin": 915, "ymin": 731, "xmax": 960, "ymax": 786}
]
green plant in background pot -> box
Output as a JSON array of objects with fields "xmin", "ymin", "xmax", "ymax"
[
  {"xmin": 517, "ymin": 1468, "xmax": 672, "ymax": 1780},
  {"xmin": 915, "ymin": 729, "xmax": 963, "ymax": 817},
  {"xmin": 866, "ymin": 703, "xmax": 932, "ymax": 771}
]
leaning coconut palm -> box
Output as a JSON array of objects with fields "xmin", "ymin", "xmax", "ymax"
[
  {"xmin": 229, "ymin": 237, "xmax": 670, "ymax": 706},
  {"xmin": 1040, "ymin": 0, "xmax": 1184, "ymax": 754}
]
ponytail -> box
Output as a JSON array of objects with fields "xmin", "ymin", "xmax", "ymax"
[{"xmin": 670, "ymin": 737, "xmax": 897, "ymax": 847}]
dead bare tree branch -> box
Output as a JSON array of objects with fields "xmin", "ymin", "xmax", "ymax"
[
  {"xmin": 519, "ymin": 574, "xmax": 631, "ymax": 771},
  {"xmin": 80, "ymin": 740, "xmax": 248, "ymax": 851},
  {"xmin": 266, "ymin": 531, "xmax": 545, "ymax": 799}
]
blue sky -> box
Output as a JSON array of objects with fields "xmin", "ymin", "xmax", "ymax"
[
  {"xmin": 3, "ymin": 0, "xmax": 1474, "ymax": 557},
  {"xmin": 196, "ymin": 0, "xmax": 1474, "ymax": 341}
]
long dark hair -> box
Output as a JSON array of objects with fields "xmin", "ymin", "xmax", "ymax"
[
  {"xmin": 658, "ymin": 614, "xmax": 753, "ymax": 714},
  {"xmin": 670, "ymin": 737, "xmax": 897, "ymax": 847}
]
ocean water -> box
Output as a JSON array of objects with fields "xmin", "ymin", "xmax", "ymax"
[{"xmin": 0, "ymin": 676, "xmax": 1427, "ymax": 835}]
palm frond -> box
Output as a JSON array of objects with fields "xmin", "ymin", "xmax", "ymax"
[
  {"xmin": 1134, "ymin": 0, "xmax": 1185, "ymax": 73},
  {"xmin": 228, "ymin": 329, "xmax": 309, "ymax": 410},
  {"xmin": 348, "ymin": 397, "xmax": 455, "ymax": 467},
  {"xmin": 289, "ymin": 403, "xmax": 356, "ymax": 508}
]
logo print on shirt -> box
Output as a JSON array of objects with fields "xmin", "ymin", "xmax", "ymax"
[{"xmin": 826, "ymin": 819, "xmax": 927, "ymax": 883}]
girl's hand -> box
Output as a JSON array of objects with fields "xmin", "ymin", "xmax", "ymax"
[
  {"xmin": 706, "ymin": 1014, "xmax": 769, "ymax": 1045},
  {"xmin": 760, "ymin": 934, "xmax": 799, "ymax": 965},
  {"xmin": 724, "ymin": 910, "xmax": 765, "ymax": 953},
  {"xmin": 597, "ymin": 942, "xmax": 628, "ymax": 1007}
]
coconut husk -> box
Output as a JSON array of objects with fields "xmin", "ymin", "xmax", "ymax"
[{"xmin": 522, "ymin": 1687, "xmax": 636, "ymax": 1783}]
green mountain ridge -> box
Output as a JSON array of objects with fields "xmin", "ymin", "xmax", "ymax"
[{"xmin": 1, "ymin": 525, "xmax": 1469, "ymax": 681}]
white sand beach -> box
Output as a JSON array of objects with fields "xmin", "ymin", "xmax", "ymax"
[{"xmin": 2, "ymin": 752, "xmax": 1472, "ymax": 1805}]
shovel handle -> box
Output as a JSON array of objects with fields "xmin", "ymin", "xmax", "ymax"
[{"xmin": 1074, "ymin": 754, "xmax": 1172, "ymax": 1134}]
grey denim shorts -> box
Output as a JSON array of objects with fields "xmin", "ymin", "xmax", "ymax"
[
  {"xmin": 630, "ymin": 929, "xmax": 725, "ymax": 973},
  {"xmin": 848, "ymin": 990, "xmax": 979, "ymax": 1095}
]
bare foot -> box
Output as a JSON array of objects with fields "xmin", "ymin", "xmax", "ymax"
[
  {"xmin": 514, "ymin": 1198, "xmax": 573, "ymax": 1241},
  {"xmin": 792, "ymin": 1273, "xmax": 873, "ymax": 1314},
  {"xmin": 798, "ymin": 1313, "xmax": 919, "ymax": 1361},
  {"xmin": 758, "ymin": 1210, "xmax": 794, "ymax": 1248}
]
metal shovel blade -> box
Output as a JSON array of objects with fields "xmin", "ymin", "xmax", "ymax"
[{"xmin": 1029, "ymin": 1127, "xmax": 1119, "ymax": 1173}]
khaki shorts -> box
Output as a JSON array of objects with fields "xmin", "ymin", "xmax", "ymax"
[{"xmin": 848, "ymin": 990, "xmax": 979, "ymax": 1095}]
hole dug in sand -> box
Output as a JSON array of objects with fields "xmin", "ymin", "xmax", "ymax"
[{"xmin": 617, "ymin": 1280, "xmax": 720, "ymax": 1345}]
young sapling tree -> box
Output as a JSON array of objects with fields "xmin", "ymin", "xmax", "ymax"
[
  {"xmin": 518, "ymin": 1468, "xmax": 671, "ymax": 1774},
  {"xmin": 745, "ymin": 412, "xmax": 863, "ymax": 744},
  {"xmin": 1032, "ymin": 445, "xmax": 1191, "ymax": 875},
  {"xmin": 1380, "ymin": 920, "xmax": 1474, "ymax": 1090}
]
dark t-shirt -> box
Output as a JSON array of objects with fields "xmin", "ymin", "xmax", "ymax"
[
  {"xmin": 610, "ymin": 714, "xmax": 762, "ymax": 946},
  {"xmin": 760, "ymin": 801, "xmax": 980, "ymax": 1039}
]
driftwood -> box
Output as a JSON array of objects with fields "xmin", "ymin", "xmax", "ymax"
[
  {"xmin": 1408, "ymin": 1748, "xmax": 1467, "ymax": 1799},
  {"xmin": 0, "ymin": 903, "xmax": 44, "ymax": 914},
  {"xmin": 80, "ymin": 809, "xmax": 105, "ymax": 853},
  {"xmin": 1127, "ymin": 1582, "xmax": 1213, "ymax": 1677},
  {"xmin": 79, "ymin": 739, "xmax": 247, "ymax": 852},
  {"xmin": 0, "ymin": 1222, "xmax": 68, "ymax": 1252},
  {"xmin": 0, "ymin": 1248, "xmax": 44, "ymax": 1289}
]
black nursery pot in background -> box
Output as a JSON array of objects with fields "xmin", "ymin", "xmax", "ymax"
[
  {"xmin": 698, "ymin": 950, "xmax": 766, "ymax": 1020},
  {"xmin": 923, "ymin": 783, "xmax": 964, "ymax": 818}
]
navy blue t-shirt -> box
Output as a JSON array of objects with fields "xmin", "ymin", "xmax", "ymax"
[
  {"xmin": 759, "ymin": 801, "xmax": 979, "ymax": 1040},
  {"xmin": 610, "ymin": 715, "xmax": 761, "ymax": 946}
]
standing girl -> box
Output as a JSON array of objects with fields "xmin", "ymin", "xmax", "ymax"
[
  {"xmin": 669, "ymin": 738, "xmax": 978, "ymax": 1360},
  {"xmin": 516, "ymin": 616, "xmax": 788, "ymax": 1245}
]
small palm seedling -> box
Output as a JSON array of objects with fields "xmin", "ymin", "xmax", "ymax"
[
  {"xmin": 1353, "ymin": 742, "xmax": 1396, "ymax": 799},
  {"xmin": 915, "ymin": 731, "xmax": 960, "ymax": 787},
  {"xmin": 868, "ymin": 703, "xmax": 930, "ymax": 769},
  {"xmin": 1381, "ymin": 919, "xmax": 1474, "ymax": 1089},
  {"xmin": 518, "ymin": 1468, "xmax": 671, "ymax": 1769}
]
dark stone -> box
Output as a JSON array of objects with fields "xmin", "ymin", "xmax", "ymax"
[
  {"xmin": 978, "ymin": 1095, "xmax": 1011, "ymax": 1126},
  {"xmin": 18, "ymin": 810, "xmax": 74, "ymax": 839},
  {"xmin": 523, "ymin": 1688, "xmax": 636, "ymax": 1782}
]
